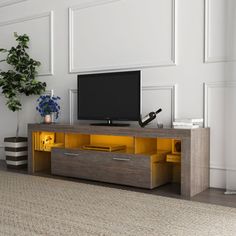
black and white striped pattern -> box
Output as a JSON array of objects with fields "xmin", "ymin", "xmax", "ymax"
[{"xmin": 4, "ymin": 137, "xmax": 27, "ymax": 169}]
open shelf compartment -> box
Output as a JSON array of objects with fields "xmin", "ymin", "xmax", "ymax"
[
  {"xmin": 157, "ymin": 138, "xmax": 181, "ymax": 184},
  {"xmin": 34, "ymin": 131, "xmax": 65, "ymax": 152},
  {"xmin": 65, "ymin": 133, "xmax": 90, "ymax": 149},
  {"xmin": 33, "ymin": 131, "xmax": 65, "ymax": 173}
]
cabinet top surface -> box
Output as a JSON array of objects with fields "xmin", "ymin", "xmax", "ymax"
[{"xmin": 28, "ymin": 123, "xmax": 209, "ymax": 138}]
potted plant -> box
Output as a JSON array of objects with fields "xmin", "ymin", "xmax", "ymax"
[
  {"xmin": 0, "ymin": 32, "xmax": 47, "ymax": 168},
  {"xmin": 36, "ymin": 95, "xmax": 61, "ymax": 123}
]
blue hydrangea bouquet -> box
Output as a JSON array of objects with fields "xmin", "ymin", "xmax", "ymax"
[{"xmin": 36, "ymin": 95, "xmax": 61, "ymax": 122}]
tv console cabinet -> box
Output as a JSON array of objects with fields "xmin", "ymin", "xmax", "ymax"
[{"xmin": 28, "ymin": 123, "xmax": 210, "ymax": 198}]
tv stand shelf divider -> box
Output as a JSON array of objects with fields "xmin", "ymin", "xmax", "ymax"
[{"xmin": 28, "ymin": 123, "xmax": 210, "ymax": 198}]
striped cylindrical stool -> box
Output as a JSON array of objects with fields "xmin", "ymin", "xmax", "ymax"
[{"xmin": 4, "ymin": 137, "xmax": 28, "ymax": 169}]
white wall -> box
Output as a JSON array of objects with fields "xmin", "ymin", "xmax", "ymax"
[{"xmin": 0, "ymin": 0, "xmax": 234, "ymax": 189}]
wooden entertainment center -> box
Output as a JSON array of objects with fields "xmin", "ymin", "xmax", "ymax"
[{"xmin": 28, "ymin": 123, "xmax": 210, "ymax": 198}]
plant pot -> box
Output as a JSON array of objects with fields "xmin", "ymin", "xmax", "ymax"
[
  {"xmin": 4, "ymin": 137, "xmax": 28, "ymax": 169},
  {"xmin": 44, "ymin": 114, "xmax": 52, "ymax": 124}
]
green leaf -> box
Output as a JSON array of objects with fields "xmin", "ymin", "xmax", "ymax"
[
  {"xmin": 0, "ymin": 32, "xmax": 47, "ymax": 112},
  {"xmin": 0, "ymin": 48, "xmax": 7, "ymax": 53}
]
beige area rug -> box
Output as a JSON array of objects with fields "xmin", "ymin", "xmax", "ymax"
[{"xmin": 0, "ymin": 171, "xmax": 236, "ymax": 236}]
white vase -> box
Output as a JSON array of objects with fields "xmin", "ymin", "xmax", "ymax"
[{"xmin": 44, "ymin": 114, "xmax": 52, "ymax": 124}]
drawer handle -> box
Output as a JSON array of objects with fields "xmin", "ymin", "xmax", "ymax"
[
  {"xmin": 113, "ymin": 157, "xmax": 130, "ymax": 161},
  {"xmin": 64, "ymin": 153, "xmax": 79, "ymax": 157}
]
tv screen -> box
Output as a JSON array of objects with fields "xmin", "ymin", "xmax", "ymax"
[{"xmin": 77, "ymin": 71, "xmax": 141, "ymax": 124}]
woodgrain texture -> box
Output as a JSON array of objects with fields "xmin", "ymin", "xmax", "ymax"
[
  {"xmin": 190, "ymin": 129, "xmax": 210, "ymax": 197},
  {"xmin": 28, "ymin": 123, "xmax": 191, "ymax": 138},
  {"xmin": 51, "ymin": 148, "xmax": 153, "ymax": 188}
]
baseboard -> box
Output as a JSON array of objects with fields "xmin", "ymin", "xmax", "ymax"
[{"xmin": 210, "ymin": 168, "xmax": 226, "ymax": 189}]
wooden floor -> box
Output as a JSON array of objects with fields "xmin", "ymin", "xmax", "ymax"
[{"xmin": 1, "ymin": 161, "xmax": 236, "ymax": 208}]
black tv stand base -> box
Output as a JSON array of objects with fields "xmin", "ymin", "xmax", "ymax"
[{"xmin": 90, "ymin": 120, "xmax": 130, "ymax": 127}]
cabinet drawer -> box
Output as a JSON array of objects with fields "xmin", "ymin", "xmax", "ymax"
[{"xmin": 51, "ymin": 148, "xmax": 151, "ymax": 188}]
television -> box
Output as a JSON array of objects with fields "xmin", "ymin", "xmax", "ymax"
[{"xmin": 77, "ymin": 71, "xmax": 141, "ymax": 126}]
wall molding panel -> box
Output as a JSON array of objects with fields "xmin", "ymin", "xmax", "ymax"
[
  {"xmin": 204, "ymin": 81, "xmax": 236, "ymax": 127},
  {"xmin": 204, "ymin": 0, "xmax": 224, "ymax": 63},
  {"xmin": 204, "ymin": 81, "xmax": 236, "ymax": 188},
  {"xmin": 0, "ymin": 11, "xmax": 54, "ymax": 76},
  {"xmin": 69, "ymin": 85, "xmax": 177, "ymax": 125},
  {"xmin": 70, "ymin": 0, "xmax": 122, "ymax": 10},
  {"xmin": 0, "ymin": 0, "xmax": 26, "ymax": 8},
  {"xmin": 69, "ymin": 0, "xmax": 176, "ymax": 73},
  {"xmin": 204, "ymin": 0, "xmax": 236, "ymax": 63}
]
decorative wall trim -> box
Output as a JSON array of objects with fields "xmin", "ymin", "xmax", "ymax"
[
  {"xmin": 69, "ymin": 85, "xmax": 177, "ymax": 125},
  {"xmin": 204, "ymin": 0, "xmax": 235, "ymax": 63},
  {"xmin": 0, "ymin": 0, "xmax": 26, "ymax": 8},
  {"xmin": 70, "ymin": 0, "xmax": 121, "ymax": 10},
  {"xmin": 171, "ymin": 0, "xmax": 176, "ymax": 66},
  {"xmin": 48, "ymin": 11, "xmax": 54, "ymax": 76},
  {"xmin": 204, "ymin": 0, "xmax": 222, "ymax": 63},
  {"xmin": 69, "ymin": 89, "xmax": 78, "ymax": 124},
  {"xmin": 69, "ymin": 0, "xmax": 176, "ymax": 73},
  {"xmin": 211, "ymin": 165, "xmax": 236, "ymax": 172},
  {"xmin": 204, "ymin": 81, "xmax": 236, "ymax": 184},
  {"xmin": 204, "ymin": 81, "xmax": 236, "ymax": 127},
  {"xmin": 0, "ymin": 11, "xmax": 54, "ymax": 76}
]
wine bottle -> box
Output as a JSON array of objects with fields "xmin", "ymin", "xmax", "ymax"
[{"xmin": 139, "ymin": 108, "xmax": 162, "ymax": 128}]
